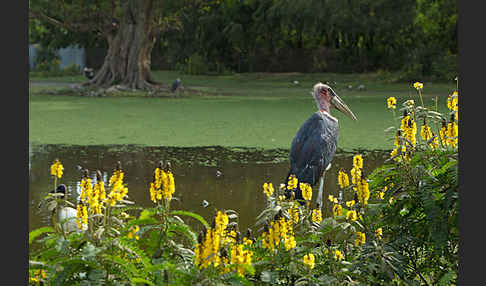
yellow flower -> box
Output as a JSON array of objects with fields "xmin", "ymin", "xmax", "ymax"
[
  {"xmin": 376, "ymin": 228, "xmax": 383, "ymax": 240},
  {"xmin": 387, "ymin": 97, "xmax": 397, "ymax": 109},
  {"xmin": 34, "ymin": 269, "xmax": 47, "ymax": 279},
  {"xmin": 215, "ymin": 210, "xmax": 229, "ymax": 235},
  {"xmin": 284, "ymin": 235, "xmax": 297, "ymax": 251},
  {"xmin": 401, "ymin": 115, "xmax": 417, "ymax": 147},
  {"xmin": 288, "ymin": 203, "xmax": 300, "ymax": 223},
  {"xmin": 346, "ymin": 210, "xmax": 357, "ymax": 222},
  {"xmin": 429, "ymin": 133, "xmax": 439, "ymax": 150},
  {"xmin": 377, "ymin": 191, "xmax": 385, "ymax": 200},
  {"xmin": 447, "ymin": 91, "xmax": 458, "ymax": 111},
  {"xmin": 447, "ymin": 121, "xmax": 458, "ymax": 148},
  {"xmin": 76, "ymin": 203, "xmax": 88, "ymax": 230},
  {"xmin": 328, "ymin": 195, "xmax": 338, "ymax": 204},
  {"xmin": 345, "ymin": 200, "xmax": 355, "ymax": 207},
  {"xmin": 263, "ymin": 182, "xmax": 274, "ymax": 198},
  {"xmin": 421, "ymin": 124, "xmax": 432, "ymax": 141},
  {"xmin": 413, "ymin": 82, "xmax": 424, "ymax": 90},
  {"xmin": 352, "ymin": 154, "xmax": 363, "ymax": 169},
  {"xmin": 350, "ymin": 167, "xmax": 361, "ymax": 186},
  {"xmin": 287, "ymin": 175, "xmax": 298, "ymax": 190},
  {"xmin": 389, "ymin": 197, "xmax": 394, "ymax": 204},
  {"xmin": 312, "ymin": 209, "xmax": 322, "ymax": 224},
  {"xmin": 334, "ymin": 249, "xmax": 344, "ymax": 261},
  {"xmin": 127, "ymin": 225, "xmax": 140, "ymax": 240},
  {"xmin": 50, "ymin": 159, "xmax": 63, "ymax": 179},
  {"xmin": 338, "ymin": 170, "xmax": 350, "ymax": 189},
  {"xmin": 439, "ymin": 122, "xmax": 448, "ymax": 146},
  {"xmin": 149, "ymin": 167, "xmax": 175, "ymax": 203},
  {"xmin": 355, "ymin": 231, "xmax": 366, "ymax": 246},
  {"xmin": 262, "ymin": 216, "xmax": 296, "ymax": 252},
  {"xmin": 230, "ymin": 243, "xmax": 253, "ymax": 277},
  {"xmin": 303, "ymin": 253, "xmax": 315, "ymax": 269},
  {"xmin": 163, "ymin": 170, "xmax": 176, "ymax": 201},
  {"xmin": 109, "ymin": 169, "xmax": 124, "ymax": 187},
  {"xmin": 357, "ymin": 179, "xmax": 370, "ymax": 206},
  {"xmin": 332, "ymin": 204, "xmax": 343, "ymax": 217},
  {"xmin": 394, "ymin": 132, "xmax": 400, "ymax": 148},
  {"xmin": 300, "ymin": 182, "xmax": 312, "ymax": 201}
]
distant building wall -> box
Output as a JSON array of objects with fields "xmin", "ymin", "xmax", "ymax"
[{"xmin": 29, "ymin": 44, "xmax": 86, "ymax": 69}]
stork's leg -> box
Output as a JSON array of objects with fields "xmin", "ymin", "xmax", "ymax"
[
  {"xmin": 316, "ymin": 164, "xmax": 331, "ymax": 209},
  {"xmin": 316, "ymin": 174, "xmax": 325, "ymax": 208}
]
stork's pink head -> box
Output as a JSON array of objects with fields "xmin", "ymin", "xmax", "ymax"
[{"xmin": 312, "ymin": 82, "xmax": 357, "ymax": 121}]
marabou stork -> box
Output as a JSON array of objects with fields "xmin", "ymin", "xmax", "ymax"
[{"xmin": 286, "ymin": 82, "xmax": 357, "ymax": 208}]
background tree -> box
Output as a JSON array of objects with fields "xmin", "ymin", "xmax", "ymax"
[
  {"xmin": 30, "ymin": 0, "xmax": 457, "ymax": 81},
  {"xmin": 30, "ymin": 0, "xmax": 167, "ymax": 90}
]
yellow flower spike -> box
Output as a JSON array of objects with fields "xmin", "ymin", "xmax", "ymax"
[
  {"xmin": 263, "ymin": 182, "xmax": 274, "ymax": 198},
  {"xmin": 300, "ymin": 183, "xmax": 312, "ymax": 201},
  {"xmin": 386, "ymin": 97, "xmax": 397, "ymax": 109},
  {"xmin": 287, "ymin": 175, "xmax": 298, "ymax": 190},
  {"xmin": 311, "ymin": 209, "xmax": 322, "ymax": 224},
  {"xmin": 288, "ymin": 203, "xmax": 300, "ymax": 224},
  {"xmin": 352, "ymin": 154, "xmax": 363, "ymax": 169},
  {"xmin": 50, "ymin": 159, "xmax": 64, "ymax": 179},
  {"xmin": 345, "ymin": 200, "xmax": 355, "ymax": 207},
  {"xmin": 355, "ymin": 231, "xmax": 366, "ymax": 246},
  {"xmin": 413, "ymin": 82, "xmax": 424, "ymax": 90},
  {"xmin": 303, "ymin": 253, "xmax": 315, "ymax": 270},
  {"xmin": 447, "ymin": 91, "xmax": 458, "ymax": 111},
  {"xmin": 429, "ymin": 133, "xmax": 439, "ymax": 150},
  {"xmin": 421, "ymin": 124, "xmax": 433, "ymax": 141},
  {"xmin": 332, "ymin": 204, "xmax": 343, "ymax": 217},
  {"xmin": 376, "ymin": 228, "xmax": 383, "ymax": 240},
  {"xmin": 377, "ymin": 191, "xmax": 385, "ymax": 200},
  {"xmin": 350, "ymin": 167, "xmax": 362, "ymax": 186},
  {"xmin": 357, "ymin": 178, "xmax": 370, "ymax": 206},
  {"xmin": 346, "ymin": 210, "xmax": 357, "ymax": 222},
  {"xmin": 334, "ymin": 249, "xmax": 344, "ymax": 261},
  {"xmin": 338, "ymin": 170, "xmax": 350, "ymax": 189},
  {"xmin": 284, "ymin": 235, "xmax": 297, "ymax": 251},
  {"xmin": 128, "ymin": 225, "xmax": 140, "ymax": 240},
  {"xmin": 446, "ymin": 121, "xmax": 458, "ymax": 148}
]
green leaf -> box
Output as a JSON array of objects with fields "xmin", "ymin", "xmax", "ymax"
[
  {"xmin": 81, "ymin": 242, "xmax": 101, "ymax": 260},
  {"xmin": 439, "ymin": 271, "xmax": 456, "ymax": 286},
  {"xmin": 170, "ymin": 210, "xmax": 209, "ymax": 229},
  {"xmin": 29, "ymin": 227, "xmax": 55, "ymax": 244},
  {"xmin": 131, "ymin": 277, "xmax": 154, "ymax": 286},
  {"xmin": 139, "ymin": 208, "xmax": 158, "ymax": 220},
  {"xmin": 168, "ymin": 219, "xmax": 197, "ymax": 245}
]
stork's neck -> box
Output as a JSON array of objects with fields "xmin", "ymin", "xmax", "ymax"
[
  {"xmin": 318, "ymin": 109, "xmax": 338, "ymax": 122},
  {"xmin": 318, "ymin": 99, "xmax": 331, "ymax": 114}
]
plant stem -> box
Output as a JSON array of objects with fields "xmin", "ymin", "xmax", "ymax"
[{"xmin": 418, "ymin": 90, "xmax": 424, "ymax": 107}]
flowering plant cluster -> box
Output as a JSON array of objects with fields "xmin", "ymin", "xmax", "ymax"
[{"xmin": 29, "ymin": 81, "xmax": 459, "ymax": 285}]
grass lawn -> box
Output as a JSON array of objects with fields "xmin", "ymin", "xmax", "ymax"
[{"xmin": 29, "ymin": 71, "xmax": 455, "ymax": 151}]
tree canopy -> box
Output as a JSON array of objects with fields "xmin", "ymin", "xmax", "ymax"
[{"xmin": 29, "ymin": 0, "xmax": 457, "ymax": 83}]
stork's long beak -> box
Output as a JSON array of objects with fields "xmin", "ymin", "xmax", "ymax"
[{"xmin": 329, "ymin": 88, "xmax": 357, "ymax": 121}]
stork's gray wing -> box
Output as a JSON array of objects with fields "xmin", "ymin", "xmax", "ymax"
[{"xmin": 289, "ymin": 112, "xmax": 338, "ymax": 186}]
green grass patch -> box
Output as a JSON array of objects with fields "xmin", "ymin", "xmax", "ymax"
[{"xmin": 29, "ymin": 71, "xmax": 454, "ymax": 151}]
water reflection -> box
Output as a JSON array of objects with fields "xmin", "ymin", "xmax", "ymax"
[{"xmin": 29, "ymin": 144, "xmax": 388, "ymax": 234}]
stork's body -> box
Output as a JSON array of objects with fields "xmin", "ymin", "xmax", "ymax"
[{"xmin": 287, "ymin": 83, "xmax": 357, "ymax": 208}]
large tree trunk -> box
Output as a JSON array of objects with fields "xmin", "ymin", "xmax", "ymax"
[{"xmin": 86, "ymin": 0, "xmax": 159, "ymax": 90}]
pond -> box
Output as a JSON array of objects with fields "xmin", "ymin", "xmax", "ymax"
[{"xmin": 29, "ymin": 144, "xmax": 388, "ymax": 234}]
